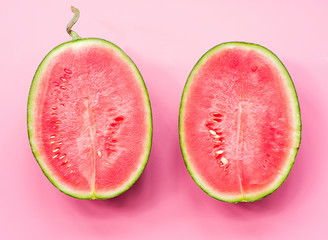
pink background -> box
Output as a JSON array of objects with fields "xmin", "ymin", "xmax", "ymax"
[{"xmin": 1, "ymin": 0, "xmax": 327, "ymax": 239}]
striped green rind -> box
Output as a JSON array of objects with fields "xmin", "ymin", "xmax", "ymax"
[
  {"xmin": 28, "ymin": 38, "xmax": 152, "ymax": 199},
  {"xmin": 179, "ymin": 42, "xmax": 301, "ymax": 203}
]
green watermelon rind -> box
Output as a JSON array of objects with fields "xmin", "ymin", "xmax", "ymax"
[
  {"xmin": 179, "ymin": 42, "xmax": 301, "ymax": 203},
  {"xmin": 28, "ymin": 38, "xmax": 152, "ymax": 200}
]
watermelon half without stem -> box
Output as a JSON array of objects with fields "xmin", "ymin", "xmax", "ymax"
[
  {"xmin": 179, "ymin": 42, "xmax": 301, "ymax": 203},
  {"xmin": 27, "ymin": 7, "xmax": 152, "ymax": 199}
]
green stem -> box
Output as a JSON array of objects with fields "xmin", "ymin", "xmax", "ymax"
[{"xmin": 66, "ymin": 6, "xmax": 82, "ymax": 40}]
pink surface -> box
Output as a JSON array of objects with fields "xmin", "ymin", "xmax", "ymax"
[{"xmin": 0, "ymin": 0, "xmax": 327, "ymax": 239}]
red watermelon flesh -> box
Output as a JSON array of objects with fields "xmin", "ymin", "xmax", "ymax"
[
  {"xmin": 28, "ymin": 39, "xmax": 152, "ymax": 199},
  {"xmin": 179, "ymin": 42, "xmax": 301, "ymax": 202}
]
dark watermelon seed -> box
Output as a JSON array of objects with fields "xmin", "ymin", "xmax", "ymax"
[
  {"xmin": 61, "ymin": 160, "xmax": 69, "ymax": 166},
  {"xmin": 213, "ymin": 143, "xmax": 222, "ymax": 148},
  {"xmin": 64, "ymin": 68, "xmax": 72, "ymax": 74},
  {"xmin": 213, "ymin": 118, "xmax": 222, "ymax": 123},
  {"xmin": 205, "ymin": 122, "xmax": 214, "ymax": 129},
  {"xmin": 211, "ymin": 112, "xmax": 223, "ymax": 118},
  {"xmin": 114, "ymin": 116, "xmax": 124, "ymax": 122},
  {"xmin": 110, "ymin": 122, "xmax": 118, "ymax": 127}
]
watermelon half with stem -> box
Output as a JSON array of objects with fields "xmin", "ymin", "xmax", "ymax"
[
  {"xmin": 27, "ymin": 7, "xmax": 152, "ymax": 199},
  {"xmin": 179, "ymin": 42, "xmax": 301, "ymax": 202}
]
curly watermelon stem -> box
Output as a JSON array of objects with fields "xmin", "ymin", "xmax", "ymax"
[{"xmin": 66, "ymin": 6, "xmax": 82, "ymax": 40}]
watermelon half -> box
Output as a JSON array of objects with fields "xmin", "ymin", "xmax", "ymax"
[
  {"xmin": 179, "ymin": 42, "xmax": 301, "ymax": 202},
  {"xmin": 27, "ymin": 8, "xmax": 152, "ymax": 199}
]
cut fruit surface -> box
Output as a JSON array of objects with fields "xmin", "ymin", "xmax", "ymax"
[
  {"xmin": 179, "ymin": 42, "xmax": 301, "ymax": 202},
  {"xmin": 28, "ymin": 39, "xmax": 152, "ymax": 199}
]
